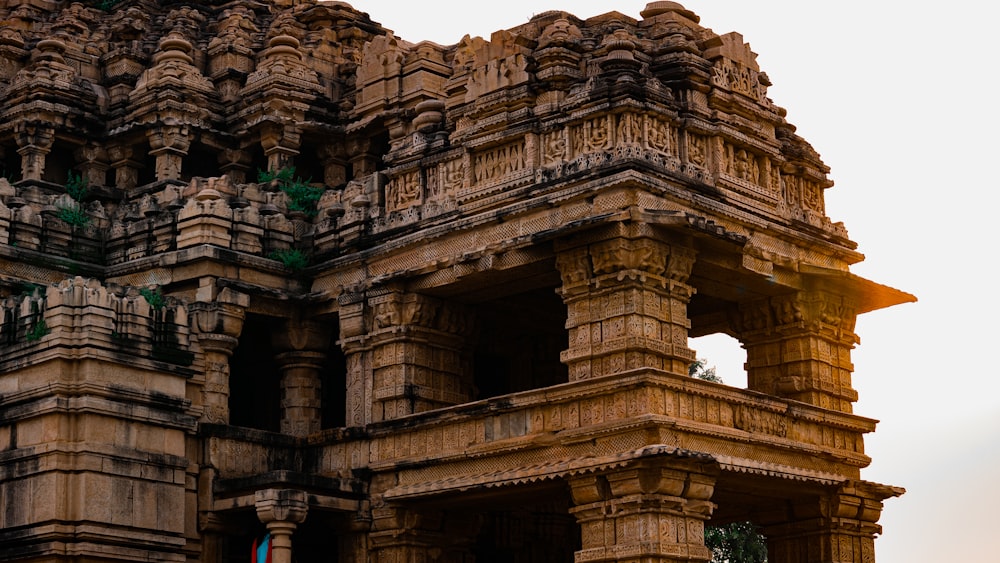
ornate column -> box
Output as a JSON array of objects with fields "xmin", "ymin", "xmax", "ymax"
[
  {"xmin": 255, "ymin": 489, "xmax": 308, "ymax": 563},
  {"xmin": 147, "ymin": 121, "xmax": 191, "ymax": 181},
  {"xmin": 367, "ymin": 291, "xmax": 472, "ymax": 422},
  {"xmin": 338, "ymin": 291, "xmax": 472, "ymax": 424},
  {"xmin": 556, "ymin": 223, "xmax": 697, "ymax": 380},
  {"xmin": 338, "ymin": 298, "xmax": 371, "ymax": 427},
  {"xmin": 74, "ymin": 143, "xmax": 109, "ymax": 188},
  {"xmin": 15, "ymin": 122, "xmax": 55, "ymax": 181},
  {"xmin": 319, "ymin": 143, "xmax": 348, "ymax": 187},
  {"xmin": 260, "ymin": 122, "xmax": 300, "ymax": 172},
  {"xmin": 108, "ymin": 144, "xmax": 142, "ymax": 190},
  {"xmin": 569, "ymin": 461, "xmax": 717, "ymax": 563},
  {"xmin": 347, "ymin": 137, "xmax": 379, "ymax": 179},
  {"xmin": 762, "ymin": 481, "xmax": 902, "ymax": 563},
  {"xmin": 736, "ymin": 290, "xmax": 860, "ymax": 413},
  {"xmin": 218, "ymin": 148, "xmax": 252, "ymax": 184},
  {"xmin": 369, "ymin": 505, "xmax": 479, "ymax": 563},
  {"xmin": 190, "ymin": 288, "xmax": 248, "ymax": 424},
  {"xmin": 271, "ymin": 319, "xmax": 331, "ymax": 436}
]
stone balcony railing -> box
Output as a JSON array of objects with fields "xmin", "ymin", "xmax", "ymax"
[{"xmin": 205, "ymin": 368, "xmax": 875, "ymax": 506}]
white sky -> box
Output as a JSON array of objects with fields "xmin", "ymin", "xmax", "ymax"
[{"xmin": 354, "ymin": 2, "xmax": 1000, "ymax": 560}]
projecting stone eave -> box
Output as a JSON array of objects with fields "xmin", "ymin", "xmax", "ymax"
[{"xmin": 800, "ymin": 263, "xmax": 917, "ymax": 315}]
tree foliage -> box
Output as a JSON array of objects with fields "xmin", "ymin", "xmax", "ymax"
[
  {"xmin": 689, "ymin": 358, "xmax": 768, "ymax": 563},
  {"xmin": 257, "ymin": 166, "xmax": 323, "ymax": 217},
  {"xmin": 705, "ymin": 521, "xmax": 768, "ymax": 563},
  {"xmin": 689, "ymin": 358, "xmax": 722, "ymax": 383}
]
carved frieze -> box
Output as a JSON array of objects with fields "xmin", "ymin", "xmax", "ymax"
[{"xmin": 470, "ymin": 140, "xmax": 528, "ymax": 187}]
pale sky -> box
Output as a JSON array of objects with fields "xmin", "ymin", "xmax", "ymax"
[{"xmin": 353, "ymin": 2, "xmax": 999, "ymax": 560}]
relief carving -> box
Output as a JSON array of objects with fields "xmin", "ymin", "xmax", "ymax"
[
  {"xmin": 387, "ymin": 170, "xmax": 421, "ymax": 212},
  {"xmin": 440, "ymin": 158, "xmax": 465, "ymax": 195},
  {"xmin": 571, "ymin": 117, "xmax": 612, "ymax": 155},
  {"xmin": 646, "ymin": 117, "xmax": 673, "ymax": 154},
  {"xmin": 617, "ymin": 113, "xmax": 642, "ymax": 147},
  {"xmin": 727, "ymin": 145, "xmax": 759, "ymax": 184},
  {"xmin": 473, "ymin": 141, "xmax": 525, "ymax": 185},
  {"xmin": 687, "ymin": 133, "xmax": 708, "ymax": 167},
  {"xmin": 372, "ymin": 299, "xmax": 401, "ymax": 329},
  {"xmin": 542, "ymin": 130, "xmax": 567, "ymax": 166},
  {"xmin": 555, "ymin": 249, "xmax": 592, "ymax": 287},
  {"xmin": 734, "ymin": 405, "xmax": 788, "ymax": 437}
]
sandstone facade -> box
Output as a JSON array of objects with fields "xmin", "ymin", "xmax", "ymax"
[{"xmin": 0, "ymin": 2, "xmax": 914, "ymax": 562}]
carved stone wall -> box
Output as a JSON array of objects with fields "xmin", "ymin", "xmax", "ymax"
[{"xmin": 0, "ymin": 2, "xmax": 912, "ymax": 563}]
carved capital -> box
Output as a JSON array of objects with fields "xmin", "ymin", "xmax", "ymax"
[
  {"xmin": 272, "ymin": 318, "xmax": 331, "ymax": 354},
  {"xmin": 147, "ymin": 123, "xmax": 192, "ymax": 153},
  {"xmin": 190, "ymin": 301, "xmax": 246, "ymax": 340},
  {"xmin": 255, "ymin": 488, "xmax": 308, "ymax": 525},
  {"xmin": 14, "ymin": 121, "xmax": 55, "ymax": 150},
  {"xmin": 735, "ymin": 291, "xmax": 858, "ymax": 341}
]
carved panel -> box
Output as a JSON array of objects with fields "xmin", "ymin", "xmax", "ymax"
[
  {"xmin": 471, "ymin": 140, "xmax": 527, "ymax": 186},
  {"xmin": 541, "ymin": 129, "xmax": 568, "ymax": 166},
  {"xmin": 570, "ymin": 116, "xmax": 612, "ymax": 156},
  {"xmin": 386, "ymin": 169, "xmax": 422, "ymax": 212},
  {"xmin": 644, "ymin": 116, "xmax": 675, "ymax": 154}
]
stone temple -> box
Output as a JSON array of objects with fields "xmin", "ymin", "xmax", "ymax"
[{"xmin": 0, "ymin": 1, "xmax": 914, "ymax": 562}]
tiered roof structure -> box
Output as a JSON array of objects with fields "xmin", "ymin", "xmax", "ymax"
[{"xmin": 0, "ymin": 2, "xmax": 913, "ymax": 563}]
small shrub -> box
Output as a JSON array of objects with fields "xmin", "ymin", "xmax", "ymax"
[
  {"xmin": 269, "ymin": 249, "xmax": 309, "ymax": 271},
  {"xmin": 282, "ymin": 180, "xmax": 323, "ymax": 217},
  {"xmin": 258, "ymin": 166, "xmax": 323, "ymax": 218},
  {"xmin": 94, "ymin": 0, "xmax": 122, "ymax": 12},
  {"xmin": 25, "ymin": 319, "xmax": 49, "ymax": 342},
  {"xmin": 59, "ymin": 172, "xmax": 91, "ymax": 227},
  {"xmin": 139, "ymin": 287, "xmax": 166, "ymax": 310},
  {"xmin": 65, "ymin": 171, "xmax": 88, "ymax": 201},
  {"xmin": 257, "ymin": 166, "xmax": 297, "ymax": 185},
  {"xmin": 57, "ymin": 204, "xmax": 91, "ymax": 227}
]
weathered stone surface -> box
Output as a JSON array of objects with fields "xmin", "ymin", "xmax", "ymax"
[{"xmin": 0, "ymin": 2, "xmax": 913, "ymax": 563}]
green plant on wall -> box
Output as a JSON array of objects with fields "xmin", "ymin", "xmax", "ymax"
[
  {"xmin": 269, "ymin": 248, "xmax": 309, "ymax": 271},
  {"xmin": 93, "ymin": 0, "xmax": 123, "ymax": 12},
  {"xmin": 257, "ymin": 166, "xmax": 324, "ymax": 218},
  {"xmin": 25, "ymin": 318, "xmax": 49, "ymax": 342},
  {"xmin": 139, "ymin": 287, "xmax": 166, "ymax": 310},
  {"xmin": 58, "ymin": 171, "xmax": 91, "ymax": 228}
]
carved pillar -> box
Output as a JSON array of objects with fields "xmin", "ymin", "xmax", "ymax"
[
  {"xmin": 347, "ymin": 137, "xmax": 379, "ymax": 179},
  {"xmin": 255, "ymin": 489, "xmax": 308, "ymax": 563},
  {"xmin": 75, "ymin": 143, "xmax": 109, "ymax": 188},
  {"xmin": 148, "ymin": 123, "xmax": 191, "ymax": 181},
  {"xmin": 338, "ymin": 299, "xmax": 371, "ymax": 427},
  {"xmin": 736, "ymin": 291, "xmax": 860, "ymax": 413},
  {"xmin": 370, "ymin": 506, "xmax": 478, "ymax": 563},
  {"xmin": 108, "ymin": 144, "xmax": 142, "ymax": 190},
  {"xmin": 556, "ymin": 224, "xmax": 697, "ymax": 381},
  {"xmin": 367, "ymin": 291, "xmax": 472, "ymax": 422},
  {"xmin": 15, "ymin": 122, "xmax": 55, "ymax": 181},
  {"xmin": 319, "ymin": 144, "xmax": 348, "ymax": 187},
  {"xmin": 338, "ymin": 291, "xmax": 472, "ymax": 424},
  {"xmin": 569, "ymin": 462, "xmax": 717, "ymax": 563},
  {"xmin": 190, "ymin": 289, "xmax": 248, "ymax": 424},
  {"xmin": 218, "ymin": 148, "xmax": 252, "ymax": 184},
  {"xmin": 260, "ymin": 122, "xmax": 300, "ymax": 172},
  {"xmin": 762, "ymin": 481, "xmax": 901, "ymax": 563},
  {"xmin": 272, "ymin": 319, "xmax": 331, "ymax": 436}
]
